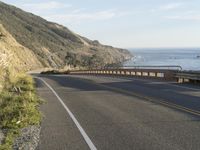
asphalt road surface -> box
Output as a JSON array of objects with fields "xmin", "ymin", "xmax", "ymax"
[{"xmin": 34, "ymin": 74, "xmax": 200, "ymax": 150}]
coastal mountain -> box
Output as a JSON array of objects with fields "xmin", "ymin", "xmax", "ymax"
[{"xmin": 0, "ymin": 1, "xmax": 132, "ymax": 72}]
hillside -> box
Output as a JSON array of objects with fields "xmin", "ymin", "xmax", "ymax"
[
  {"xmin": 0, "ymin": 1, "xmax": 132, "ymax": 70},
  {"xmin": 0, "ymin": 24, "xmax": 42, "ymax": 70},
  {"xmin": 0, "ymin": 24, "xmax": 42, "ymax": 89}
]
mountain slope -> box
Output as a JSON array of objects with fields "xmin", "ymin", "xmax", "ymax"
[
  {"xmin": 0, "ymin": 24, "xmax": 42, "ymax": 70},
  {"xmin": 0, "ymin": 24, "xmax": 42, "ymax": 89},
  {"xmin": 0, "ymin": 1, "xmax": 132, "ymax": 69}
]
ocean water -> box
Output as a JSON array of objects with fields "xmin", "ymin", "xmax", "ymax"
[{"xmin": 124, "ymin": 48, "xmax": 200, "ymax": 71}]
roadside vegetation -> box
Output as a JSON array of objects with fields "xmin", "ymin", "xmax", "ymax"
[
  {"xmin": 41, "ymin": 69, "xmax": 70, "ymax": 75},
  {"xmin": 0, "ymin": 72, "xmax": 42, "ymax": 150}
]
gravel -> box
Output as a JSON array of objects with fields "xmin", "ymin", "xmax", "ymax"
[{"xmin": 13, "ymin": 125, "xmax": 41, "ymax": 150}]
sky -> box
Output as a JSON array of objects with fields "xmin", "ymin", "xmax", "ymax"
[{"xmin": 1, "ymin": 0, "xmax": 200, "ymax": 48}]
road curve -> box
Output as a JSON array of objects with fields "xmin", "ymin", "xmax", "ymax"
[{"xmin": 35, "ymin": 74, "xmax": 200, "ymax": 150}]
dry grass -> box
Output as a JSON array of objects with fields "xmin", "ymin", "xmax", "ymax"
[
  {"xmin": 0, "ymin": 24, "xmax": 42, "ymax": 73},
  {"xmin": 40, "ymin": 69, "xmax": 70, "ymax": 75},
  {"xmin": 0, "ymin": 73, "xmax": 42, "ymax": 150}
]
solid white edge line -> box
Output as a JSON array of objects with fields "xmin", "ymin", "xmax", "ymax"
[{"xmin": 36, "ymin": 77, "xmax": 97, "ymax": 150}]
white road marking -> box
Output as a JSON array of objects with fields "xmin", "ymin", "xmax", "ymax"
[{"xmin": 36, "ymin": 77, "xmax": 97, "ymax": 150}]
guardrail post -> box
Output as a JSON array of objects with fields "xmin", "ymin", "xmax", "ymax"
[
  {"xmin": 164, "ymin": 71, "xmax": 175, "ymax": 81},
  {"xmin": 155, "ymin": 72, "xmax": 158, "ymax": 77},
  {"xmin": 178, "ymin": 78, "xmax": 183, "ymax": 83},
  {"xmin": 126, "ymin": 71, "xmax": 131, "ymax": 75},
  {"xmin": 130, "ymin": 71, "xmax": 134, "ymax": 75}
]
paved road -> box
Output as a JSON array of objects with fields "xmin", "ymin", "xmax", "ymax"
[{"xmin": 35, "ymin": 74, "xmax": 200, "ymax": 150}]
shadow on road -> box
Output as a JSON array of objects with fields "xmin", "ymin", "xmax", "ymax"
[{"xmin": 35, "ymin": 74, "xmax": 200, "ymax": 118}]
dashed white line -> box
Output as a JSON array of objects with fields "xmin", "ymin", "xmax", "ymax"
[{"xmin": 36, "ymin": 77, "xmax": 97, "ymax": 150}]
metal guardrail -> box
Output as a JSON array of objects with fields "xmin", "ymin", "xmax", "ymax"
[
  {"xmin": 175, "ymin": 71, "xmax": 200, "ymax": 83},
  {"xmin": 70, "ymin": 66, "xmax": 179, "ymax": 80},
  {"xmin": 111, "ymin": 65, "xmax": 183, "ymax": 71},
  {"xmin": 70, "ymin": 66, "xmax": 200, "ymax": 83}
]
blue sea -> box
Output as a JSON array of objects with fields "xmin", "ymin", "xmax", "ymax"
[{"xmin": 124, "ymin": 48, "xmax": 200, "ymax": 71}]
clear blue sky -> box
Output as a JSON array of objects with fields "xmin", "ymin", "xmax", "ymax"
[{"xmin": 2, "ymin": 0, "xmax": 200, "ymax": 48}]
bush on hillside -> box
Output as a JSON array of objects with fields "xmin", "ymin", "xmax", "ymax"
[{"xmin": 40, "ymin": 70, "xmax": 70, "ymax": 75}]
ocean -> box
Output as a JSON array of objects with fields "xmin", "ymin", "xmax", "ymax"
[{"xmin": 124, "ymin": 48, "xmax": 200, "ymax": 71}]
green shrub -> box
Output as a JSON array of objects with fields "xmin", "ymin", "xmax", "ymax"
[
  {"xmin": 41, "ymin": 69, "xmax": 70, "ymax": 75},
  {"xmin": 0, "ymin": 74, "xmax": 42, "ymax": 149}
]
